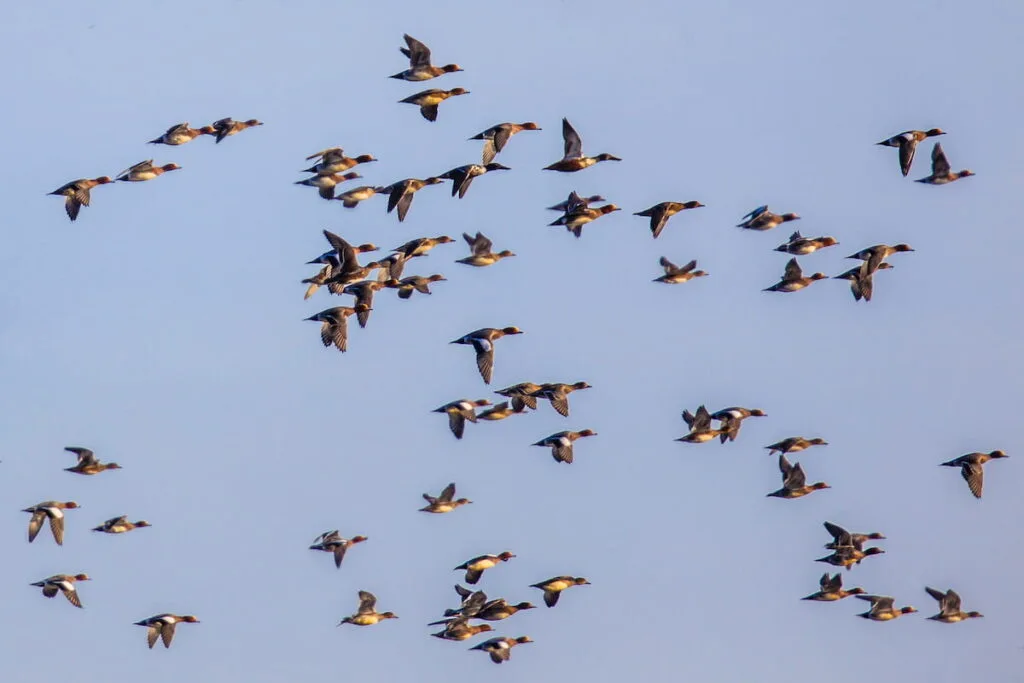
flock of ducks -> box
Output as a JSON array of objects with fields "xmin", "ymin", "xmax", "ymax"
[{"xmin": 30, "ymin": 29, "xmax": 999, "ymax": 667}]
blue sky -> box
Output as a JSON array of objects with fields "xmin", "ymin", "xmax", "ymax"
[{"xmin": 2, "ymin": 1, "xmax": 1023, "ymax": 680}]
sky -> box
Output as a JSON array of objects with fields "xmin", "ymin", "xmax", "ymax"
[{"xmin": 2, "ymin": 1, "xmax": 1023, "ymax": 681}]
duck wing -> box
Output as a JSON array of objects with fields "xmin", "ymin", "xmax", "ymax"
[
  {"xmin": 357, "ymin": 591, "xmax": 378, "ymax": 614},
  {"xmin": 447, "ymin": 411, "xmax": 466, "ymax": 439},
  {"xmin": 931, "ymin": 143, "xmax": 951, "ymax": 177},
  {"xmin": 402, "ymin": 34, "xmax": 432, "ymax": 68},
  {"xmin": 961, "ymin": 462, "xmax": 984, "ymax": 498},
  {"xmin": 898, "ymin": 138, "xmax": 918, "ymax": 176},
  {"xmin": 783, "ymin": 258, "xmax": 803, "ymax": 282},
  {"xmin": 561, "ymin": 118, "xmax": 583, "ymax": 159},
  {"xmin": 438, "ymin": 482, "xmax": 456, "ymax": 502},
  {"xmin": 471, "ymin": 339, "xmax": 495, "ymax": 384}
]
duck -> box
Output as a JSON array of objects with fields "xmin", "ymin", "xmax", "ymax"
[
  {"xmin": 915, "ymin": 142, "xmax": 975, "ymax": 184},
  {"xmin": 48, "ymin": 176, "xmax": 114, "ymax": 221},
  {"xmin": 767, "ymin": 454, "xmax": 830, "ymax": 499},
  {"xmin": 393, "ymin": 235, "xmax": 456, "ymax": 259},
  {"xmin": 294, "ymin": 171, "xmax": 362, "ymax": 199},
  {"xmin": 307, "ymin": 231, "xmax": 378, "ymax": 267},
  {"xmin": 676, "ymin": 405, "xmax": 724, "ymax": 443},
  {"xmin": 431, "ymin": 618, "xmax": 494, "ymax": 641},
  {"xmin": 477, "ymin": 402, "xmax": 520, "ymax": 421},
  {"xmin": 208, "ymin": 117, "xmax": 262, "ymax": 143},
  {"xmin": 816, "ymin": 545, "xmax": 886, "ymax": 571},
  {"xmin": 455, "ymin": 552, "xmax": 516, "ymax": 585},
  {"xmin": 925, "ymin": 587, "xmax": 983, "ymax": 623},
  {"xmin": 710, "ymin": 407, "xmax": 767, "ymax": 443},
  {"xmin": 653, "ymin": 257, "xmax": 708, "ymax": 284},
  {"xmin": 544, "ymin": 118, "xmax": 621, "ymax": 172},
  {"xmin": 529, "ymin": 381, "xmax": 592, "ymax": 417},
  {"xmin": 399, "ymin": 88, "xmax": 470, "ymax": 121},
  {"xmin": 801, "ymin": 573, "xmax": 865, "ymax": 601},
  {"xmin": 389, "ymin": 34, "xmax": 462, "ymax": 81},
  {"xmin": 547, "ymin": 193, "xmax": 605, "ymax": 212},
  {"xmin": 494, "ymin": 382, "xmax": 542, "ymax": 412},
  {"xmin": 473, "ymin": 599, "xmax": 536, "ymax": 621},
  {"xmin": 470, "ymin": 122, "xmax": 541, "ymax": 164},
  {"xmin": 856, "ymin": 595, "xmax": 917, "ymax": 621},
  {"xmin": 532, "ymin": 429, "xmax": 597, "ymax": 464},
  {"xmin": 420, "ymin": 482, "xmax": 472, "ymax": 513},
  {"xmin": 433, "ymin": 399, "xmax": 492, "ymax": 439},
  {"xmin": 338, "ymin": 591, "xmax": 398, "ymax": 626},
  {"xmin": 304, "ymin": 305, "xmax": 370, "ymax": 353},
  {"xmin": 876, "ymin": 128, "xmax": 945, "ymax": 176},
  {"xmin": 833, "ymin": 262, "xmax": 893, "ymax": 302},
  {"xmin": 939, "ymin": 450, "xmax": 1008, "ymax": 499},
  {"xmin": 92, "ymin": 515, "xmax": 151, "ymax": 534},
  {"xmin": 457, "ymin": 232, "xmax": 515, "ymax": 267},
  {"xmin": 309, "ymin": 530, "xmax": 368, "ymax": 568},
  {"xmin": 147, "ymin": 122, "xmax": 214, "ymax": 145},
  {"xmin": 30, "ymin": 574, "xmax": 90, "ymax": 608},
  {"xmin": 549, "ymin": 203, "xmax": 621, "ymax": 238},
  {"xmin": 302, "ymin": 148, "xmax": 377, "ymax": 176},
  {"xmin": 846, "ymin": 243, "xmax": 914, "ymax": 276},
  {"xmin": 438, "ymin": 163, "xmax": 510, "ymax": 198},
  {"xmin": 341, "ymin": 281, "xmax": 384, "ymax": 327},
  {"xmin": 765, "ymin": 437, "xmax": 828, "ymax": 455},
  {"xmin": 634, "ymin": 201, "xmax": 705, "ymax": 239},
  {"xmin": 470, "ymin": 636, "xmax": 533, "ymax": 664},
  {"xmin": 737, "ymin": 205, "xmax": 800, "ymax": 231},
  {"xmin": 384, "ymin": 274, "xmax": 446, "ymax": 299},
  {"xmin": 63, "ymin": 446, "xmax": 122, "ymax": 475},
  {"xmin": 115, "ymin": 160, "xmax": 181, "ymax": 182},
  {"xmin": 134, "ymin": 614, "xmax": 200, "ymax": 649},
  {"xmin": 450, "ymin": 327, "xmax": 523, "ymax": 384},
  {"xmin": 774, "ymin": 231, "xmax": 838, "ymax": 255},
  {"xmin": 763, "ymin": 258, "xmax": 827, "ymax": 293},
  {"xmin": 822, "ymin": 521, "xmax": 886, "ymax": 550},
  {"xmin": 529, "ymin": 576, "xmax": 590, "ymax": 607},
  {"xmin": 378, "ymin": 177, "xmax": 444, "ymax": 221},
  {"xmin": 334, "ymin": 185, "xmax": 383, "ymax": 208},
  {"xmin": 23, "ymin": 500, "xmax": 79, "ymax": 545}
]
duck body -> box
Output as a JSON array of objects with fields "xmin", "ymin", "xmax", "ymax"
[
  {"xmin": 92, "ymin": 515, "xmax": 151, "ymax": 534},
  {"xmin": 737, "ymin": 205, "xmax": 800, "ymax": 231},
  {"xmin": 450, "ymin": 327, "xmax": 523, "ymax": 384},
  {"xmin": 939, "ymin": 450, "xmax": 1007, "ymax": 498},
  {"xmin": 116, "ymin": 160, "xmax": 181, "ymax": 182},
  {"xmin": 634, "ymin": 200, "xmax": 704, "ymax": 238},
  {"xmin": 763, "ymin": 258, "xmax": 826, "ymax": 292},
  {"xmin": 309, "ymin": 530, "xmax": 368, "ymax": 568},
  {"xmin": 654, "ymin": 257, "xmax": 708, "ymax": 284},
  {"xmin": 31, "ymin": 573, "xmax": 90, "ymax": 608},
  {"xmin": 470, "ymin": 122, "xmax": 541, "ymax": 163},
  {"xmin": 532, "ymin": 429, "xmax": 597, "ymax": 463},
  {"xmin": 454, "ymin": 551, "xmax": 516, "ymax": 584},
  {"xmin": 23, "ymin": 500, "xmax": 79, "ymax": 545},
  {"xmin": 876, "ymin": 128, "xmax": 944, "ymax": 176},
  {"xmin": 209, "ymin": 117, "xmax": 262, "ymax": 143},
  {"xmin": 543, "ymin": 118, "xmax": 620, "ymax": 172},
  {"xmin": 134, "ymin": 614, "xmax": 200, "ymax": 648},
  {"xmin": 338, "ymin": 590, "xmax": 398, "ymax": 626},
  {"xmin": 148, "ymin": 122, "xmax": 214, "ymax": 145},
  {"xmin": 399, "ymin": 88, "xmax": 470, "ymax": 121},
  {"xmin": 470, "ymin": 636, "xmax": 533, "ymax": 664},
  {"xmin": 48, "ymin": 176, "xmax": 114, "ymax": 221}
]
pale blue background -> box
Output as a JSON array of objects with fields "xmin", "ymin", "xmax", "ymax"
[{"xmin": 2, "ymin": 2, "xmax": 1022, "ymax": 681}]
